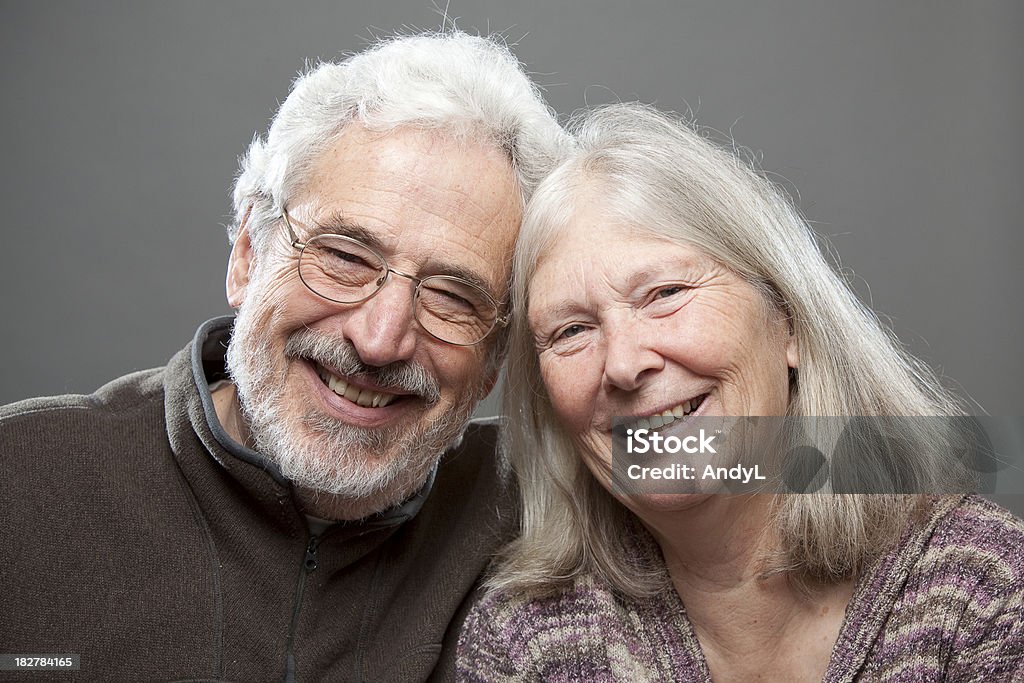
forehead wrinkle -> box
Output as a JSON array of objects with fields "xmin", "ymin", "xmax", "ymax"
[
  {"xmin": 403, "ymin": 132, "xmax": 518, "ymax": 218},
  {"xmin": 529, "ymin": 261, "xmax": 595, "ymax": 328},
  {"xmin": 449, "ymin": 174, "xmax": 520, "ymax": 227},
  {"xmin": 348, "ymin": 180, "xmax": 516, "ymax": 253},
  {"xmin": 357, "ymin": 149, "xmax": 516, "ymax": 232},
  {"xmin": 401, "ymin": 192, "xmax": 517, "ymax": 297}
]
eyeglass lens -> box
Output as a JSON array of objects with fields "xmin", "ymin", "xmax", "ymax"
[{"xmin": 297, "ymin": 234, "xmax": 498, "ymax": 345}]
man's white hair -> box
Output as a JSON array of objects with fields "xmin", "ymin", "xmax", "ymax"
[{"xmin": 229, "ymin": 30, "xmax": 568, "ymax": 254}]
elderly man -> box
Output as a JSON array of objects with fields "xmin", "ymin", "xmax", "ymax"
[{"xmin": 0, "ymin": 32, "xmax": 565, "ymax": 681}]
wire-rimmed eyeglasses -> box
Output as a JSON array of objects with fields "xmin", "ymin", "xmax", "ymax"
[{"xmin": 282, "ymin": 209, "xmax": 507, "ymax": 347}]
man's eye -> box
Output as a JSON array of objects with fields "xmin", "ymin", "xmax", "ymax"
[
  {"xmin": 437, "ymin": 288, "xmax": 474, "ymax": 310},
  {"xmin": 420, "ymin": 286, "xmax": 478, "ymax": 317},
  {"xmin": 325, "ymin": 248, "xmax": 371, "ymax": 267}
]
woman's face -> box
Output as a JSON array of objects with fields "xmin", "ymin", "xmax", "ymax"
[{"xmin": 528, "ymin": 205, "xmax": 798, "ymax": 491}]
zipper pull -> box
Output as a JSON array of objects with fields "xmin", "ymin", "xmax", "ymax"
[{"xmin": 303, "ymin": 536, "xmax": 320, "ymax": 572}]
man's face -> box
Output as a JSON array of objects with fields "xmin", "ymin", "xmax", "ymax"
[{"xmin": 225, "ymin": 125, "xmax": 521, "ymax": 514}]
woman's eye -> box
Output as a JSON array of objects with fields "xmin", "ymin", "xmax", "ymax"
[
  {"xmin": 642, "ymin": 284, "xmax": 692, "ymax": 317},
  {"xmin": 655, "ymin": 285, "xmax": 686, "ymax": 299},
  {"xmin": 545, "ymin": 323, "xmax": 591, "ymax": 353},
  {"xmin": 536, "ymin": 323, "xmax": 591, "ymax": 352},
  {"xmin": 557, "ymin": 324, "xmax": 586, "ymax": 340}
]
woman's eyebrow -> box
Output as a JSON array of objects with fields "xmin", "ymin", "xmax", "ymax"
[
  {"xmin": 623, "ymin": 269, "xmax": 658, "ymax": 292},
  {"xmin": 532, "ymin": 299, "xmax": 586, "ymax": 325},
  {"xmin": 622, "ymin": 260, "xmax": 703, "ymax": 293}
]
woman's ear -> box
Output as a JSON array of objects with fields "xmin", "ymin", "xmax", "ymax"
[
  {"xmin": 786, "ymin": 329, "xmax": 799, "ymax": 369},
  {"xmin": 226, "ymin": 206, "xmax": 255, "ymax": 309}
]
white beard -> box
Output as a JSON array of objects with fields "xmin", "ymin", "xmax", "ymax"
[{"xmin": 224, "ymin": 268, "xmax": 481, "ymax": 509}]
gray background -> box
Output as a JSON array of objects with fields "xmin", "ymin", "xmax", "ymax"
[{"xmin": 1, "ymin": 0, "xmax": 1021, "ymax": 425}]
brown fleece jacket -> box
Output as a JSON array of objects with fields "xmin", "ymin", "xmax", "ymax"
[{"xmin": 0, "ymin": 317, "xmax": 514, "ymax": 682}]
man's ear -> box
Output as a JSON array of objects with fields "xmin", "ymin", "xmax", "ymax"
[{"xmin": 226, "ymin": 209, "xmax": 255, "ymax": 308}]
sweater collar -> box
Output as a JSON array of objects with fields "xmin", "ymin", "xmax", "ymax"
[{"xmin": 183, "ymin": 315, "xmax": 434, "ymax": 528}]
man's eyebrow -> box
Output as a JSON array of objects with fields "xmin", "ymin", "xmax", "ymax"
[
  {"xmin": 426, "ymin": 263, "xmax": 502, "ymax": 302},
  {"xmin": 307, "ymin": 212, "xmax": 387, "ymax": 253},
  {"xmin": 308, "ymin": 211, "xmax": 502, "ymax": 301}
]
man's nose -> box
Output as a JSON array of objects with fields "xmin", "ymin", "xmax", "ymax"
[
  {"xmin": 601, "ymin": 320, "xmax": 663, "ymax": 392},
  {"xmin": 341, "ymin": 275, "xmax": 418, "ymax": 366}
]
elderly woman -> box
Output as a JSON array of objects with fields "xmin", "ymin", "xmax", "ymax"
[{"xmin": 457, "ymin": 104, "xmax": 1024, "ymax": 681}]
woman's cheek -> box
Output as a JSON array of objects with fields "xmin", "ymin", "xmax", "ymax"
[{"xmin": 541, "ymin": 354, "xmax": 597, "ymax": 433}]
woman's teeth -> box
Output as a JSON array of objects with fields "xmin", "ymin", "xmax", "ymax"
[
  {"xmin": 633, "ymin": 394, "xmax": 706, "ymax": 431},
  {"xmin": 316, "ymin": 365, "xmax": 397, "ymax": 408}
]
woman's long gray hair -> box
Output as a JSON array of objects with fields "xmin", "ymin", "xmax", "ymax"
[{"xmin": 491, "ymin": 103, "xmax": 967, "ymax": 598}]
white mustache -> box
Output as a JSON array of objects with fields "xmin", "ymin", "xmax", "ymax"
[{"xmin": 283, "ymin": 327, "xmax": 441, "ymax": 404}]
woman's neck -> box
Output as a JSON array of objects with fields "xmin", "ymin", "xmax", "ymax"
[{"xmin": 638, "ymin": 495, "xmax": 854, "ymax": 681}]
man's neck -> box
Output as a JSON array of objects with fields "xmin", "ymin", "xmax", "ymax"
[{"xmin": 211, "ymin": 381, "xmax": 252, "ymax": 449}]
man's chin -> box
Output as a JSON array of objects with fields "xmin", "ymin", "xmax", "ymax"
[
  {"xmin": 265, "ymin": 407, "xmax": 471, "ymax": 516},
  {"xmin": 301, "ymin": 411, "xmax": 410, "ymax": 450},
  {"xmin": 278, "ymin": 444, "xmax": 439, "ymax": 520},
  {"xmin": 274, "ymin": 435, "xmax": 419, "ymax": 493}
]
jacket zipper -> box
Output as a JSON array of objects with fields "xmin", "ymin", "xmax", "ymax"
[{"xmin": 283, "ymin": 534, "xmax": 320, "ymax": 683}]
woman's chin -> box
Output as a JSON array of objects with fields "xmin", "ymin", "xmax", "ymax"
[{"xmin": 616, "ymin": 492, "xmax": 713, "ymax": 517}]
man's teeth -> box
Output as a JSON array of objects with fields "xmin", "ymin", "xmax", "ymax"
[
  {"xmin": 318, "ymin": 366, "xmax": 397, "ymax": 408},
  {"xmin": 633, "ymin": 396, "xmax": 704, "ymax": 431}
]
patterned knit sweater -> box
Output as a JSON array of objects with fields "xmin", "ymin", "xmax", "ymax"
[{"xmin": 457, "ymin": 496, "xmax": 1024, "ymax": 682}]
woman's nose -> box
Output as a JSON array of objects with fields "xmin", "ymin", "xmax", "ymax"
[{"xmin": 601, "ymin": 321, "xmax": 664, "ymax": 392}]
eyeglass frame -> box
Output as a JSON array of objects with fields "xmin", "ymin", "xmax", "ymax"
[{"xmin": 280, "ymin": 208, "xmax": 509, "ymax": 347}]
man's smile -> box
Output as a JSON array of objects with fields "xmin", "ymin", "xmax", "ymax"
[{"xmin": 313, "ymin": 361, "xmax": 406, "ymax": 408}]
